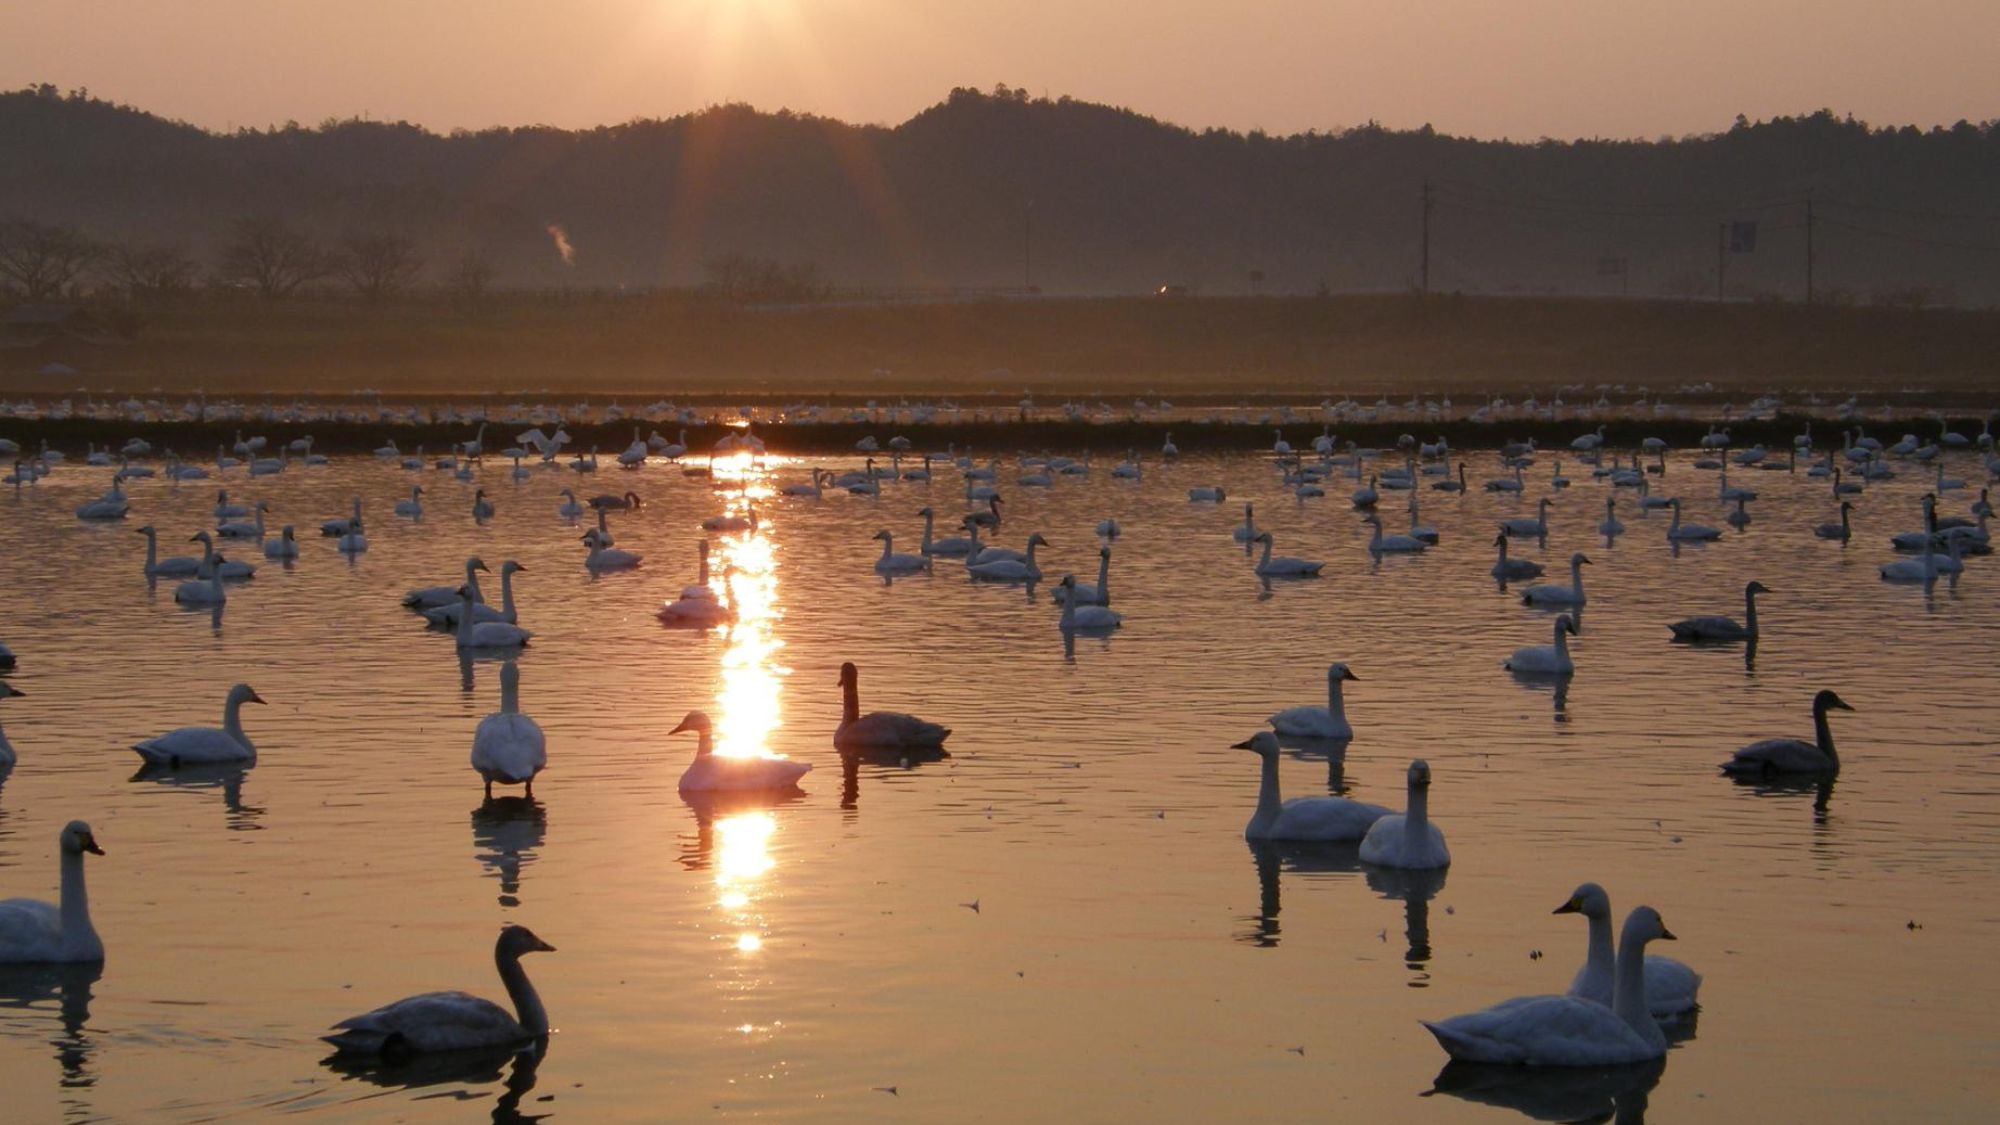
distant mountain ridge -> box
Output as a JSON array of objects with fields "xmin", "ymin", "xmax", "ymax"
[{"xmin": 2, "ymin": 84, "xmax": 1997, "ymax": 303}]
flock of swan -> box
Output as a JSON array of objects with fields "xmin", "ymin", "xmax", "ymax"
[{"xmin": 0, "ymin": 409, "xmax": 1994, "ymax": 1076}]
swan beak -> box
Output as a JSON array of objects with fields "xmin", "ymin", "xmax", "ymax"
[
  {"xmin": 668, "ymin": 720, "xmax": 690, "ymax": 736},
  {"xmin": 82, "ymin": 835, "xmax": 104, "ymax": 856},
  {"xmin": 474, "ymin": 562, "xmax": 490, "ymax": 572},
  {"xmin": 533, "ymin": 936, "xmax": 556, "ymax": 952},
  {"xmin": 249, "ymin": 692, "xmax": 267, "ymax": 705},
  {"xmin": 515, "ymin": 564, "xmax": 528, "ymax": 573},
  {"xmin": 1658, "ymin": 926, "xmax": 1678, "ymax": 942},
  {"xmin": 1833, "ymin": 699, "xmax": 1855, "ymax": 712},
  {"xmin": 1229, "ymin": 737, "xmax": 1256, "ymax": 749},
  {"xmin": 1552, "ymin": 897, "xmax": 1582, "ymax": 915},
  {"xmin": 1342, "ymin": 669, "xmax": 1361, "ymax": 682}
]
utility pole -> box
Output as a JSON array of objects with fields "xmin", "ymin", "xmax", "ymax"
[
  {"xmin": 1716, "ymin": 222, "xmax": 1727, "ymax": 302},
  {"xmin": 1420, "ymin": 182, "xmax": 1434, "ymax": 296},
  {"xmin": 1804, "ymin": 190, "xmax": 1816, "ymax": 306}
]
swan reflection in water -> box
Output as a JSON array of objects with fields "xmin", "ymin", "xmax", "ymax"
[
  {"xmin": 0, "ymin": 962, "xmax": 102, "ymax": 1091},
  {"xmin": 472, "ymin": 797, "xmax": 546, "ymax": 908},
  {"xmin": 130, "ymin": 762, "xmax": 265, "ymax": 830},
  {"xmin": 837, "ymin": 744, "xmax": 951, "ymax": 812},
  {"xmin": 323, "ymin": 1036, "xmax": 549, "ymax": 1124},
  {"xmin": 1240, "ymin": 839, "xmax": 1448, "ymax": 971},
  {"xmin": 1424, "ymin": 1055, "xmax": 1662, "ymax": 1124}
]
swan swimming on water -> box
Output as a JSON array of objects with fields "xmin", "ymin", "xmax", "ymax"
[
  {"xmin": 426, "ymin": 562, "xmax": 525, "ymax": 626},
  {"xmin": 1499, "ymin": 498, "xmax": 1554, "ymax": 538},
  {"xmin": 1233, "ymin": 731, "xmax": 1388, "ymax": 841},
  {"xmin": 454, "ymin": 587, "xmax": 533, "ymax": 648},
  {"xmin": 1422, "ymin": 906, "xmax": 1677, "ymax": 1066},
  {"xmin": 872, "ymin": 530, "xmax": 929, "ymax": 575},
  {"xmin": 323, "ymin": 925, "xmax": 555, "ymax": 1056},
  {"xmin": 1505, "ymin": 615, "xmax": 1578, "ymax": 676},
  {"xmin": 1490, "ymin": 534, "xmax": 1544, "ymax": 581},
  {"xmin": 1669, "ymin": 580, "xmax": 1767, "ymax": 642},
  {"xmin": 0, "ymin": 820, "xmax": 105, "ymax": 963},
  {"xmin": 1358, "ymin": 759, "xmax": 1451, "ymax": 869},
  {"xmin": 1521, "ymin": 553, "xmax": 1590, "ymax": 607},
  {"xmin": 133, "ymin": 683, "xmax": 263, "ymax": 766},
  {"xmin": 1665, "ymin": 498, "xmax": 1721, "ymax": 541},
  {"xmin": 1056, "ymin": 575, "xmax": 1122, "ymax": 631},
  {"xmin": 671, "ymin": 710, "xmax": 810, "ymax": 790},
  {"xmin": 472, "ymin": 661, "xmax": 546, "ymax": 799},
  {"xmin": 0, "ymin": 681, "xmax": 19, "ymax": 772},
  {"xmin": 1253, "ymin": 532, "xmax": 1324, "ymax": 577},
  {"xmin": 834, "ymin": 662, "xmax": 950, "ymax": 753},
  {"xmin": 137, "ymin": 525, "xmax": 200, "ymax": 577},
  {"xmin": 1050, "ymin": 547, "xmax": 1112, "ymax": 605},
  {"xmin": 1720, "ymin": 689, "xmax": 1853, "ymax": 777},
  {"xmin": 1557, "ymin": 882, "xmax": 1702, "ymax": 1018},
  {"xmin": 406, "ymin": 557, "xmax": 487, "ymax": 612},
  {"xmin": 1268, "ymin": 663, "xmax": 1359, "ymax": 739}
]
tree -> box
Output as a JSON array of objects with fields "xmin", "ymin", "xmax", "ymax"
[
  {"xmin": 216, "ymin": 217, "xmax": 329, "ymax": 299},
  {"xmin": 335, "ymin": 231, "xmax": 423, "ymax": 302},
  {"xmin": 101, "ymin": 240, "xmax": 197, "ymax": 299},
  {"xmin": 446, "ymin": 248, "xmax": 498, "ymax": 310},
  {"xmin": 0, "ymin": 218, "xmax": 99, "ymax": 300}
]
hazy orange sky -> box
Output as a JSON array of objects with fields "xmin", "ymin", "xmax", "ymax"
[{"xmin": 8, "ymin": 0, "xmax": 1997, "ymax": 139}]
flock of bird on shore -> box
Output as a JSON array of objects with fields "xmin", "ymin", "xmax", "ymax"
[{"xmin": 0, "ymin": 408, "xmax": 1995, "ymax": 1074}]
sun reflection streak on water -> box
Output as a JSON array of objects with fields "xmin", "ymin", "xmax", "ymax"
[{"xmin": 712, "ymin": 454, "xmax": 787, "ymax": 761}]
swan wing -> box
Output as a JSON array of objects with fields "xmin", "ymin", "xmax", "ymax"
[
  {"xmin": 1268, "ymin": 797, "xmax": 1392, "ymax": 842},
  {"xmin": 1722, "ymin": 738, "xmax": 1828, "ymax": 775},
  {"xmin": 472, "ymin": 715, "xmax": 547, "ymax": 782},
  {"xmin": 837, "ymin": 712, "xmax": 950, "ymax": 751},
  {"xmin": 1644, "ymin": 954, "xmax": 1702, "ymax": 1016},
  {"xmin": 1423, "ymin": 996, "xmax": 1655, "ymax": 1066},
  {"xmin": 0, "ymin": 898, "xmax": 63, "ymax": 961},
  {"xmin": 324, "ymin": 991, "xmax": 527, "ymax": 1054},
  {"xmin": 134, "ymin": 727, "xmax": 254, "ymax": 766},
  {"xmin": 1669, "ymin": 616, "xmax": 1744, "ymax": 640},
  {"xmin": 1267, "ymin": 707, "xmax": 1346, "ymax": 738}
]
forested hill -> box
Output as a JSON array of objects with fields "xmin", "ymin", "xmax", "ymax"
[{"xmin": 3, "ymin": 83, "xmax": 1997, "ymax": 303}]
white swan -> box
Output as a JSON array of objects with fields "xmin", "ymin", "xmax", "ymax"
[
  {"xmin": 918, "ymin": 507, "xmax": 976, "ymax": 556},
  {"xmin": 173, "ymin": 567, "xmax": 227, "ymax": 606},
  {"xmin": 1814, "ymin": 501, "xmax": 1854, "ymax": 541},
  {"xmin": 1254, "ymin": 532, "xmax": 1324, "ymax": 577},
  {"xmin": 1358, "ymin": 759, "xmax": 1451, "ymax": 869},
  {"xmin": 1365, "ymin": 514, "xmax": 1427, "ymax": 555},
  {"xmin": 0, "ymin": 821, "xmax": 105, "ymax": 963},
  {"xmin": 782, "ymin": 470, "xmax": 827, "ymax": 498},
  {"xmin": 670, "ymin": 710, "xmax": 810, "ymax": 790},
  {"xmin": 215, "ymin": 500, "xmax": 269, "ymax": 539},
  {"xmin": 1491, "ymin": 534, "xmax": 1544, "ymax": 580},
  {"xmin": 1669, "ymin": 580, "xmax": 1766, "ymax": 642},
  {"xmin": 834, "ymin": 662, "xmax": 950, "ymax": 753},
  {"xmin": 1557, "ymin": 883, "xmax": 1701, "ymax": 1018},
  {"xmin": 1269, "ymin": 663, "xmax": 1359, "ymax": 739},
  {"xmin": 1505, "ymin": 614, "xmax": 1578, "ymax": 676},
  {"xmin": 557, "ymin": 490, "xmax": 585, "ymax": 519},
  {"xmin": 0, "ymin": 681, "xmax": 19, "ymax": 771},
  {"xmin": 323, "ymin": 925, "xmax": 555, "ymax": 1056},
  {"xmin": 406, "ymin": 557, "xmax": 487, "ymax": 611},
  {"xmin": 873, "ymin": 530, "xmax": 930, "ymax": 574},
  {"xmin": 454, "ymin": 587, "xmax": 532, "ymax": 648},
  {"xmin": 75, "ymin": 478, "xmax": 131, "ymax": 521},
  {"xmin": 1051, "ymin": 547, "xmax": 1111, "ymax": 605},
  {"xmin": 137, "ymin": 525, "xmax": 201, "ymax": 577},
  {"xmin": 264, "ymin": 525, "xmax": 300, "ymax": 560},
  {"xmin": 395, "ymin": 486, "xmax": 424, "ymax": 519},
  {"xmin": 1422, "ymin": 907, "xmax": 1676, "ymax": 1066},
  {"xmin": 320, "ymin": 497, "xmax": 363, "ymax": 537},
  {"xmin": 1351, "ymin": 475, "xmax": 1380, "ymax": 508},
  {"xmin": 1720, "ymin": 689, "xmax": 1853, "ymax": 777},
  {"xmin": 214, "ymin": 490, "xmax": 249, "ymax": 519},
  {"xmin": 582, "ymin": 531, "xmax": 642, "ymax": 572},
  {"xmin": 1665, "ymin": 498, "xmax": 1721, "ymax": 541},
  {"xmin": 472, "ymin": 661, "xmax": 546, "ymax": 798},
  {"xmin": 1521, "ymin": 553, "xmax": 1590, "ymax": 607},
  {"xmin": 1499, "ymin": 498, "xmax": 1554, "ymax": 538},
  {"xmin": 1599, "ymin": 497, "xmax": 1625, "ymax": 537},
  {"xmin": 968, "ymin": 533, "xmax": 1047, "ymax": 582},
  {"xmin": 1233, "ymin": 731, "xmax": 1388, "ymax": 840},
  {"xmin": 1232, "ymin": 503, "xmax": 1260, "ymax": 543},
  {"xmin": 471, "ymin": 489, "xmax": 495, "ymax": 521},
  {"xmin": 426, "ymin": 561, "xmax": 524, "ymax": 626},
  {"xmin": 1056, "ymin": 575, "xmax": 1122, "ymax": 630},
  {"xmin": 1187, "ymin": 486, "xmax": 1226, "ymax": 502},
  {"xmin": 337, "ymin": 519, "xmax": 369, "ymax": 553},
  {"xmin": 133, "ymin": 683, "xmax": 263, "ymax": 765}
]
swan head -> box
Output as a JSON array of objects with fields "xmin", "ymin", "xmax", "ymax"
[
  {"xmin": 1571, "ymin": 553, "xmax": 1592, "ymax": 567},
  {"xmin": 496, "ymin": 924, "xmax": 556, "ymax": 959},
  {"xmin": 228, "ymin": 683, "xmax": 267, "ymax": 708},
  {"xmin": 1099, "ymin": 546, "xmax": 1111, "ymax": 560},
  {"xmin": 918, "ymin": 506, "xmax": 934, "ymax": 517},
  {"xmin": 872, "ymin": 529, "xmax": 892, "ymax": 542},
  {"xmin": 1028, "ymin": 533, "xmax": 1049, "ymax": 547},
  {"xmin": 1256, "ymin": 532, "xmax": 1274, "ymax": 545},
  {"xmin": 136, "ymin": 525, "xmax": 156, "ymax": 537},
  {"xmin": 502, "ymin": 561, "xmax": 526, "ymax": 575},
  {"xmin": 1329, "ymin": 663, "xmax": 1359, "ymax": 683},
  {"xmin": 668, "ymin": 710, "xmax": 713, "ymax": 738},
  {"xmin": 1230, "ymin": 731, "xmax": 1280, "ymax": 756},
  {"xmin": 1553, "ymin": 882, "xmax": 1610, "ymax": 917},
  {"xmin": 1556, "ymin": 614, "xmax": 1578, "ymax": 636},
  {"xmin": 1746, "ymin": 580, "xmax": 1771, "ymax": 596},
  {"xmin": 1813, "ymin": 689, "xmax": 1856, "ymax": 714},
  {"xmin": 1406, "ymin": 759, "xmax": 1432, "ymax": 789},
  {"xmin": 1492, "ymin": 533, "xmax": 1506, "ymax": 547},
  {"xmin": 1620, "ymin": 905, "xmax": 1675, "ymax": 945},
  {"xmin": 470, "ymin": 557, "xmax": 491, "ymax": 572},
  {"xmin": 190, "ymin": 530, "xmax": 214, "ymax": 544},
  {"xmin": 837, "ymin": 662, "xmax": 859, "ymax": 687}
]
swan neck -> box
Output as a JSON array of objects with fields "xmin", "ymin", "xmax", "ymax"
[
  {"xmin": 1327, "ymin": 674, "xmax": 1347, "ymax": 721},
  {"xmin": 223, "ymin": 695, "xmax": 252, "ymax": 751},
  {"xmin": 1404, "ymin": 784, "xmax": 1429, "ymax": 847},
  {"xmin": 500, "ymin": 569, "xmax": 516, "ymax": 613},
  {"xmin": 842, "ymin": 679, "xmax": 860, "ymax": 724},
  {"xmin": 1585, "ymin": 909, "xmax": 1616, "ymax": 991},
  {"xmin": 1611, "ymin": 927, "xmax": 1662, "ymax": 1046},
  {"xmin": 501, "ymin": 670, "xmax": 520, "ymax": 714},
  {"xmin": 1259, "ymin": 537, "xmax": 1273, "ymax": 566},
  {"xmin": 1813, "ymin": 705, "xmax": 1839, "ymax": 763},
  {"xmin": 497, "ymin": 948, "xmax": 549, "ymax": 1037},
  {"xmin": 59, "ymin": 847, "xmax": 99, "ymax": 958},
  {"xmin": 1253, "ymin": 750, "xmax": 1282, "ymax": 827},
  {"xmin": 1095, "ymin": 551, "xmax": 1110, "ymax": 598}
]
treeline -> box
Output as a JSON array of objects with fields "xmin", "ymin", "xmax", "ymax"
[{"xmin": 3, "ymin": 82, "xmax": 1999, "ymax": 304}]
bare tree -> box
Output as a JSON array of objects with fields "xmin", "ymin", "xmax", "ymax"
[
  {"xmin": 335, "ymin": 231, "xmax": 423, "ymax": 303},
  {"xmin": 447, "ymin": 248, "xmax": 499, "ymax": 310},
  {"xmin": 102, "ymin": 241, "xmax": 198, "ymax": 300},
  {"xmin": 216, "ymin": 217, "xmax": 329, "ymax": 299},
  {"xmin": 0, "ymin": 218, "xmax": 99, "ymax": 300}
]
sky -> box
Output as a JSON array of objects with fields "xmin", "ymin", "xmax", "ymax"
[{"xmin": 7, "ymin": 0, "xmax": 1997, "ymax": 139}]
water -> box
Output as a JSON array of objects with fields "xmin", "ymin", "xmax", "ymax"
[{"xmin": 0, "ymin": 446, "xmax": 1995, "ymax": 1122}]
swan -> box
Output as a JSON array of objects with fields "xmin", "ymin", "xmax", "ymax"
[
  {"xmin": 395, "ymin": 487, "xmax": 424, "ymax": 519},
  {"xmin": 1721, "ymin": 689, "xmax": 1853, "ymax": 777},
  {"xmin": 1491, "ymin": 534, "xmax": 1544, "ymax": 580},
  {"xmin": 1358, "ymin": 759, "xmax": 1451, "ymax": 869},
  {"xmin": 471, "ymin": 661, "xmax": 546, "ymax": 799},
  {"xmin": 471, "ymin": 490, "xmax": 495, "ymax": 521},
  {"xmin": 557, "ymin": 490, "xmax": 585, "ymax": 519},
  {"xmin": 1670, "ymin": 580, "xmax": 1767, "ymax": 642},
  {"xmin": 264, "ymin": 525, "xmax": 300, "ymax": 560},
  {"xmin": 701, "ymin": 503, "xmax": 756, "ymax": 532},
  {"xmin": 319, "ymin": 497, "xmax": 363, "ymax": 537},
  {"xmin": 425, "ymin": 562, "xmax": 525, "ymax": 626},
  {"xmin": 1051, "ymin": 547, "xmax": 1111, "ymax": 605},
  {"xmin": 216, "ymin": 501, "xmax": 269, "ymax": 539},
  {"xmin": 1187, "ymin": 486, "xmax": 1226, "ymax": 502},
  {"xmin": 323, "ymin": 925, "xmax": 555, "ymax": 1056},
  {"xmin": 1879, "ymin": 533, "xmax": 1943, "ymax": 582},
  {"xmin": 1814, "ymin": 502, "xmax": 1853, "ymax": 541},
  {"xmin": 1351, "ymin": 475, "xmax": 1380, "ymax": 508},
  {"xmin": 1505, "ymin": 615, "xmax": 1578, "ymax": 676},
  {"xmin": 214, "ymin": 490, "xmax": 249, "ymax": 519},
  {"xmin": 0, "ymin": 641, "xmax": 12, "ymax": 671},
  {"xmin": 336, "ymin": 519, "xmax": 369, "ymax": 553},
  {"xmin": 782, "ymin": 470, "xmax": 827, "ymax": 498},
  {"xmin": 968, "ymin": 533, "xmax": 1047, "ymax": 582},
  {"xmin": 1499, "ymin": 498, "xmax": 1554, "ymax": 538},
  {"xmin": 1365, "ymin": 514, "xmax": 1427, "ymax": 554},
  {"xmin": 1162, "ymin": 432, "xmax": 1179, "ymax": 459},
  {"xmin": 1253, "ymin": 532, "xmax": 1324, "ymax": 577},
  {"xmin": 918, "ymin": 508, "xmax": 976, "ymax": 556},
  {"xmin": 173, "ymin": 566, "xmax": 227, "ymax": 606},
  {"xmin": 965, "ymin": 495, "xmax": 1003, "ymax": 527},
  {"xmin": 660, "ymin": 429, "xmax": 689, "ymax": 460},
  {"xmin": 1521, "ymin": 553, "xmax": 1590, "ymax": 607},
  {"xmin": 0, "ymin": 681, "xmax": 18, "ymax": 771},
  {"xmin": 1231, "ymin": 503, "xmax": 1261, "ymax": 543},
  {"xmin": 0, "ymin": 821, "xmax": 105, "ymax": 963},
  {"xmin": 670, "ymin": 710, "xmax": 810, "ymax": 790},
  {"xmin": 582, "ymin": 531, "xmax": 642, "ymax": 572},
  {"xmin": 585, "ymin": 508, "xmax": 619, "ymax": 548},
  {"xmin": 137, "ymin": 526, "xmax": 201, "ymax": 577},
  {"xmin": 133, "ymin": 683, "xmax": 263, "ymax": 765},
  {"xmin": 1599, "ymin": 497, "xmax": 1625, "ymax": 537},
  {"xmin": 1431, "ymin": 463, "xmax": 1468, "ymax": 492},
  {"xmin": 454, "ymin": 587, "xmax": 532, "ymax": 648},
  {"xmin": 1096, "ymin": 518, "xmax": 1121, "ymax": 538},
  {"xmin": 834, "ymin": 662, "xmax": 950, "ymax": 753},
  {"xmin": 1422, "ymin": 907, "xmax": 1676, "ymax": 1066},
  {"xmin": 1557, "ymin": 883, "xmax": 1701, "ymax": 1018},
  {"xmin": 1485, "ymin": 463, "xmax": 1526, "ymax": 493},
  {"xmin": 1405, "ymin": 495, "xmax": 1439, "ymax": 543},
  {"xmin": 1717, "ymin": 464, "xmax": 1757, "ymax": 502},
  {"xmin": 74, "ymin": 479, "xmax": 130, "ymax": 521},
  {"xmin": 873, "ymin": 530, "xmax": 929, "ymax": 574},
  {"xmin": 1269, "ymin": 663, "xmax": 1359, "ymax": 739},
  {"xmin": 1665, "ymin": 498, "xmax": 1721, "ymax": 541},
  {"xmin": 590, "ymin": 491, "xmax": 642, "ymax": 511},
  {"xmin": 1056, "ymin": 575, "xmax": 1122, "ymax": 630},
  {"xmin": 407, "ymin": 557, "xmax": 487, "ymax": 612},
  {"xmin": 1232, "ymin": 731, "xmax": 1390, "ymax": 840}
]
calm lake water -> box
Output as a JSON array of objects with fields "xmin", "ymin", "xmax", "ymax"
[{"xmin": 0, "ymin": 441, "xmax": 1995, "ymax": 1122}]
